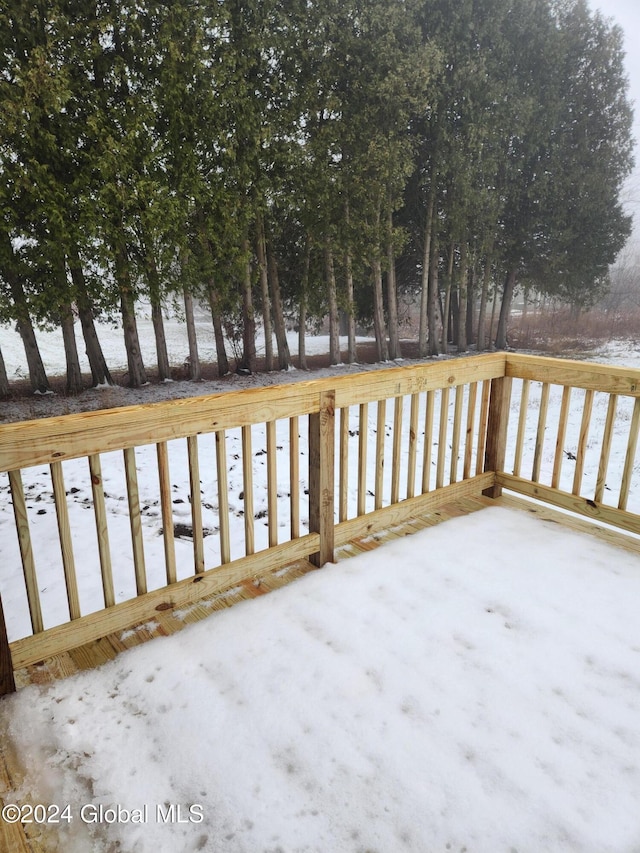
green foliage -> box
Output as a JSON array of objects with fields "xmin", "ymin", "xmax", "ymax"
[{"xmin": 0, "ymin": 0, "xmax": 633, "ymax": 348}]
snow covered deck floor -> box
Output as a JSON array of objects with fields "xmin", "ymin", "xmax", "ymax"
[
  {"xmin": 2, "ymin": 494, "xmax": 640, "ymax": 852},
  {"xmin": 16, "ymin": 492, "xmax": 634, "ymax": 694}
]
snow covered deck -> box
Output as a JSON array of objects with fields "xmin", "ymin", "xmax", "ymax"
[
  {"xmin": 4, "ymin": 489, "xmax": 640, "ymax": 685},
  {"xmin": 2, "ymin": 493, "xmax": 640, "ymax": 852},
  {"xmin": 4, "ymin": 353, "xmax": 640, "ymax": 849}
]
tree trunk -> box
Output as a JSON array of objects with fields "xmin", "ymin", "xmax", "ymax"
[
  {"xmin": 440, "ymin": 242, "xmax": 455, "ymax": 354},
  {"xmin": 298, "ymin": 238, "xmax": 310, "ymax": 370},
  {"xmin": 267, "ymin": 245, "xmax": 291, "ymax": 371},
  {"xmin": 419, "ymin": 182, "xmax": 436, "ymax": 358},
  {"xmin": 427, "ymin": 232, "xmax": 439, "ymax": 356},
  {"xmin": 60, "ymin": 302, "xmax": 83, "ymax": 394},
  {"xmin": 183, "ymin": 286, "xmax": 202, "ymax": 381},
  {"xmin": 146, "ymin": 260, "xmax": 170, "ymax": 381},
  {"xmin": 371, "ymin": 256, "xmax": 389, "ymax": 362},
  {"xmin": 489, "ymin": 285, "xmax": 498, "ymax": 344},
  {"xmin": 137, "ymin": 218, "xmax": 171, "ymax": 381},
  {"xmin": 0, "ymin": 231, "xmax": 50, "ymax": 393},
  {"xmin": 344, "ymin": 199, "xmax": 357, "ymax": 364},
  {"xmin": 0, "ymin": 346, "xmax": 10, "ymax": 396},
  {"xmin": 386, "ymin": 204, "xmax": 402, "ymax": 360},
  {"xmin": 207, "ymin": 281, "xmax": 230, "ymax": 376},
  {"xmin": 466, "ymin": 266, "xmax": 476, "ymax": 346},
  {"xmin": 240, "ymin": 240, "xmax": 256, "ymax": 373},
  {"xmin": 18, "ymin": 318, "xmax": 50, "ymax": 393},
  {"xmin": 151, "ymin": 302, "xmax": 171, "ymax": 381},
  {"xmin": 476, "ymin": 246, "xmax": 493, "ymax": 353},
  {"xmin": 114, "ymin": 238, "xmax": 147, "ymax": 387},
  {"xmin": 450, "ymin": 289, "xmax": 459, "ymax": 347},
  {"xmin": 324, "ymin": 237, "xmax": 340, "ymax": 365},
  {"xmin": 495, "ymin": 269, "xmax": 517, "ymax": 350},
  {"xmin": 256, "ymin": 216, "xmax": 273, "ymax": 371},
  {"xmin": 457, "ymin": 242, "xmax": 468, "ymax": 353},
  {"xmin": 68, "ymin": 247, "xmax": 112, "ymax": 386},
  {"xmin": 345, "ymin": 249, "xmax": 357, "ymax": 364}
]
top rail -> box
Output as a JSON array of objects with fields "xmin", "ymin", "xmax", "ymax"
[
  {"xmin": 505, "ymin": 353, "xmax": 640, "ymax": 396},
  {"xmin": 0, "ymin": 353, "xmax": 505, "ymax": 472}
]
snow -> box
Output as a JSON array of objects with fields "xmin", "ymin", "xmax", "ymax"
[
  {"xmin": 2, "ymin": 506, "xmax": 640, "ymax": 852},
  {"xmin": 3, "ymin": 334, "xmax": 640, "ymax": 850},
  {"xmin": 0, "ymin": 306, "xmax": 358, "ymax": 381}
]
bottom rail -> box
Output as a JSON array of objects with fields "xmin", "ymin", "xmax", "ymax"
[
  {"xmin": 9, "ymin": 533, "xmax": 319, "ymax": 671},
  {"xmin": 496, "ymin": 473, "xmax": 640, "ymax": 538},
  {"xmin": 335, "ymin": 473, "xmax": 495, "ymax": 546}
]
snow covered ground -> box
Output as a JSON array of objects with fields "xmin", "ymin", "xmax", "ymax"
[
  {"xmin": 2, "ymin": 505, "xmax": 640, "ymax": 853},
  {"xmin": 0, "ymin": 306, "xmax": 348, "ymax": 383}
]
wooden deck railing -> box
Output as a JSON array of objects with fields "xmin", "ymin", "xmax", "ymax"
[
  {"xmin": 2, "ymin": 351, "xmax": 640, "ymax": 693},
  {"xmin": 498, "ymin": 354, "xmax": 640, "ymax": 535}
]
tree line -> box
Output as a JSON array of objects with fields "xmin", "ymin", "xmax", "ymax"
[{"xmin": 0, "ymin": 0, "xmax": 634, "ymax": 393}]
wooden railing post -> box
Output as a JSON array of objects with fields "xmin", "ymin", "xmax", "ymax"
[
  {"xmin": 309, "ymin": 390, "xmax": 335, "ymax": 567},
  {"xmin": 483, "ymin": 375, "xmax": 513, "ymax": 499},
  {"xmin": 0, "ymin": 594, "xmax": 16, "ymax": 696}
]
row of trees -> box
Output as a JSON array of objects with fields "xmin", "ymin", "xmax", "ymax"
[{"xmin": 0, "ymin": 0, "xmax": 634, "ymax": 393}]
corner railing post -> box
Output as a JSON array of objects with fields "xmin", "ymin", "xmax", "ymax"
[
  {"xmin": 0, "ymin": 594, "xmax": 16, "ymax": 696},
  {"xmin": 309, "ymin": 389, "xmax": 335, "ymax": 567},
  {"xmin": 482, "ymin": 375, "xmax": 513, "ymax": 499}
]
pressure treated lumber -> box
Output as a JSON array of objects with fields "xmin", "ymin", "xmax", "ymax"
[
  {"xmin": 496, "ymin": 473, "xmax": 640, "ymax": 537},
  {"xmin": 308, "ymin": 390, "xmax": 335, "ymax": 567},
  {"xmin": 9, "ymin": 533, "xmax": 320, "ymax": 670},
  {"xmin": 483, "ymin": 376, "xmax": 513, "ymax": 499},
  {"xmin": 0, "ymin": 354, "xmax": 505, "ymax": 472},
  {"xmin": 0, "ymin": 595, "xmax": 15, "ymax": 696}
]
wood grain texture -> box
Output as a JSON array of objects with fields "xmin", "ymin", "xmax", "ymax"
[
  {"xmin": 450, "ymin": 385, "xmax": 464, "ymax": 484},
  {"xmin": 357, "ymin": 402, "xmax": 368, "ymax": 517},
  {"xmin": 436, "ymin": 387, "xmax": 449, "ymax": 489},
  {"xmin": 241, "ymin": 425, "xmax": 255, "ymax": 556},
  {"xmin": 594, "ymin": 395, "xmax": 617, "ymax": 504},
  {"xmin": 506, "ymin": 353, "xmax": 640, "ymax": 395},
  {"xmin": 123, "ymin": 446, "xmax": 147, "ymax": 595},
  {"xmin": 407, "ymin": 393, "xmax": 420, "ymax": 499},
  {"xmin": 513, "ymin": 379, "xmax": 530, "ymax": 478},
  {"xmin": 475, "ymin": 380, "xmax": 491, "ymax": 476},
  {"xmin": 89, "ymin": 453, "xmax": 116, "ymax": 605},
  {"xmin": 391, "ymin": 395, "xmax": 403, "ymax": 505},
  {"xmin": 187, "ymin": 435, "xmax": 205, "ymax": 574},
  {"xmin": 335, "ymin": 473, "xmax": 495, "ymax": 546},
  {"xmin": 266, "ymin": 420, "xmax": 278, "ymax": 548},
  {"xmin": 215, "ymin": 430, "xmax": 231, "ymax": 565},
  {"xmin": 156, "ymin": 443, "xmax": 177, "ymax": 587},
  {"xmin": 463, "ymin": 382, "xmax": 477, "ymax": 480},
  {"xmin": 619, "ymin": 398, "xmax": 640, "ymax": 511},
  {"xmin": 0, "ymin": 595, "xmax": 16, "ymax": 696},
  {"xmin": 8, "ymin": 470, "xmax": 43, "ymax": 634},
  {"xmin": 308, "ymin": 391, "xmax": 335, "ymax": 567},
  {"xmin": 50, "ymin": 461, "xmax": 81, "ymax": 620},
  {"xmin": 497, "ymin": 472, "xmax": 640, "ymax": 537},
  {"xmin": 532, "ymin": 382, "xmax": 550, "ymax": 483},
  {"xmin": 422, "ymin": 390, "xmax": 435, "ymax": 492},
  {"xmin": 0, "ymin": 356, "xmax": 505, "ymax": 472},
  {"xmin": 375, "ymin": 399, "xmax": 386, "ymax": 510},
  {"xmin": 290, "ymin": 416, "xmax": 301, "ymax": 537},
  {"xmin": 9, "ymin": 533, "xmax": 320, "ymax": 670},
  {"xmin": 572, "ymin": 389, "xmax": 594, "ymax": 495},
  {"xmin": 551, "ymin": 386, "xmax": 572, "ymax": 490},
  {"xmin": 482, "ymin": 376, "xmax": 513, "ymax": 499},
  {"xmin": 339, "ymin": 408, "xmax": 349, "ymax": 522}
]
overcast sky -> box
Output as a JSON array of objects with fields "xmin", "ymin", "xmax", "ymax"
[{"xmin": 591, "ymin": 0, "xmax": 640, "ymax": 245}]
